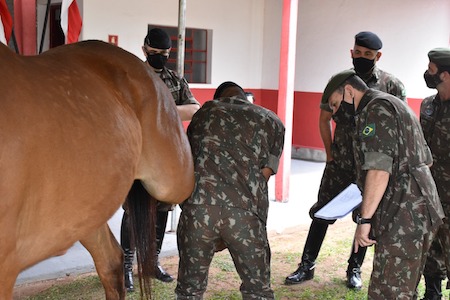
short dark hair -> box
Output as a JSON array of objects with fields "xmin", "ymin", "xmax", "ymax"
[
  {"xmin": 437, "ymin": 66, "xmax": 450, "ymax": 74},
  {"xmin": 213, "ymin": 81, "xmax": 246, "ymax": 99},
  {"xmin": 337, "ymin": 75, "xmax": 368, "ymax": 93}
]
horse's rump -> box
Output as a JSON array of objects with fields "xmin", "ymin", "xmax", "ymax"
[{"xmin": 0, "ymin": 41, "xmax": 194, "ymax": 299}]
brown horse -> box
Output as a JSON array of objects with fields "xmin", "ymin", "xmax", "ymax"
[{"xmin": 0, "ymin": 40, "xmax": 194, "ymax": 299}]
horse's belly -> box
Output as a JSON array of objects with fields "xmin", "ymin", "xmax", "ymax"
[{"xmin": 0, "ymin": 97, "xmax": 141, "ymax": 270}]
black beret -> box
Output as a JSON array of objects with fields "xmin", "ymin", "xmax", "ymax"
[
  {"xmin": 355, "ymin": 31, "xmax": 382, "ymax": 50},
  {"xmin": 321, "ymin": 69, "xmax": 357, "ymax": 105},
  {"xmin": 144, "ymin": 28, "xmax": 172, "ymax": 49},
  {"xmin": 428, "ymin": 47, "xmax": 450, "ymax": 68}
]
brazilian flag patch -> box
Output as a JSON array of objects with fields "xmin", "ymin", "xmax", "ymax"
[{"xmin": 362, "ymin": 123, "xmax": 375, "ymax": 138}]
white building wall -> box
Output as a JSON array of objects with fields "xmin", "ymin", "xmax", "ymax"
[
  {"xmin": 81, "ymin": 0, "xmax": 265, "ymax": 89},
  {"xmin": 262, "ymin": 0, "xmax": 450, "ymax": 98},
  {"xmin": 78, "ymin": 0, "xmax": 448, "ymax": 98}
]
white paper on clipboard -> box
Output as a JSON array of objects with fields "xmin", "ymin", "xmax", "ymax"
[{"xmin": 314, "ymin": 184, "xmax": 362, "ymax": 220}]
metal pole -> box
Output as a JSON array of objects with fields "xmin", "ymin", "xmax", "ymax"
[
  {"xmin": 39, "ymin": 0, "xmax": 51, "ymax": 54},
  {"xmin": 177, "ymin": 0, "xmax": 186, "ymax": 77},
  {"xmin": 11, "ymin": 29, "xmax": 19, "ymax": 53},
  {"xmin": 170, "ymin": 0, "xmax": 187, "ymax": 232}
]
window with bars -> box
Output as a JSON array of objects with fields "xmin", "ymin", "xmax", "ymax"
[{"xmin": 147, "ymin": 25, "xmax": 211, "ymax": 84}]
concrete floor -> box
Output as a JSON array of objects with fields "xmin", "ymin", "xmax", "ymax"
[{"xmin": 15, "ymin": 159, "xmax": 326, "ymax": 285}]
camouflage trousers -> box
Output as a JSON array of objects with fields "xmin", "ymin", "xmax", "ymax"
[
  {"xmin": 423, "ymin": 200, "xmax": 450, "ymax": 281},
  {"xmin": 368, "ymin": 225, "xmax": 437, "ymax": 299},
  {"xmin": 423, "ymin": 174, "xmax": 450, "ymax": 282},
  {"xmin": 423, "ymin": 228, "xmax": 447, "ymax": 280},
  {"xmin": 175, "ymin": 204, "xmax": 274, "ymax": 300}
]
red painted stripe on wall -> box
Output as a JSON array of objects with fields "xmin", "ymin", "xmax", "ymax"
[{"xmin": 190, "ymin": 88, "xmax": 424, "ymax": 151}]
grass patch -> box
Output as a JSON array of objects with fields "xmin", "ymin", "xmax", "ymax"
[
  {"xmin": 15, "ymin": 217, "xmax": 449, "ymax": 299},
  {"xmin": 21, "ymin": 276, "xmax": 104, "ymax": 300}
]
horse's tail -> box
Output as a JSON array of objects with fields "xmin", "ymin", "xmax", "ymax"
[{"xmin": 126, "ymin": 180, "xmax": 157, "ymax": 300}]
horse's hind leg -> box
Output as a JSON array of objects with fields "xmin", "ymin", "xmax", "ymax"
[{"xmin": 80, "ymin": 223, "xmax": 125, "ymax": 300}]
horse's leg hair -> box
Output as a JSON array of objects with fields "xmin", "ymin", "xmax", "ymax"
[{"xmin": 127, "ymin": 180, "xmax": 157, "ymax": 300}]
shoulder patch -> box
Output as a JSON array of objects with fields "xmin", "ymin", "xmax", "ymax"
[{"xmin": 362, "ymin": 123, "xmax": 375, "ymax": 137}]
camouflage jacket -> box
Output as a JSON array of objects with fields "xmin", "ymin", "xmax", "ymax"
[
  {"xmin": 363, "ymin": 67, "xmax": 407, "ymax": 101},
  {"xmin": 320, "ymin": 67, "xmax": 406, "ymax": 170},
  {"xmin": 186, "ymin": 96, "xmax": 285, "ymax": 223},
  {"xmin": 159, "ymin": 67, "xmax": 199, "ymax": 106},
  {"xmin": 353, "ymin": 89, "xmax": 444, "ymax": 238},
  {"xmin": 420, "ymin": 94, "xmax": 450, "ymax": 204}
]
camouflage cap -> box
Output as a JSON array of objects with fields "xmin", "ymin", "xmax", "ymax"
[
  {"xmin": 428, "ymin": 47, "xmax": 450, "ymax": 68},
  {"xmin": 355, "ymin": 31, "xmax": 382, "ymax": 50},
  {"xmin": 321, "ymin": 69, "xmax": 356, "ymax": 105}
]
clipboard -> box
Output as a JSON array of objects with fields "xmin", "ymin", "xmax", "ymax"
[{"xmin": 314, "ymin": 184, "xmax": 362, "ymax": 220}]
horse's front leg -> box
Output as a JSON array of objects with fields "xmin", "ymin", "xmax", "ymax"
[
  {"xmin": 0, "ymin": 266, "xmax": 17, "ymax": 300},
  {"xmin": 80, "ymin": 223, "xmax": 125, "ymax": 300}
]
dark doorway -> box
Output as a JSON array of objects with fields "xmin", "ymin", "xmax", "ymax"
[{"xmin": 49, "ymin": 4, "xmax": 64, "ymax": 48}]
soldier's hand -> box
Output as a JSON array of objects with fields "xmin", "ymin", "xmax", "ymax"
[{"xmin": 354, "ymin": 223, "xmax": 376, "ymax": 252}]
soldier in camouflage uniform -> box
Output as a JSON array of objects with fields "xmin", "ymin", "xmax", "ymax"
[
  {"xmin": 175, "ymin": 81, "xmax": 285, "ymax": 300},
  {"xmin": 420, "ymin": 48, "xmax": 450, "ymax": 300},
  {"xmin": 120, "ymin": 28, "xmax": 200, "ymax": 290},
  {"xmin": 285, "ymin": 31, "xmax": 406, "ymax": 290},
  {"xmin": 323, "ymin": 69, "xmax": 444, "ymax": 299}
]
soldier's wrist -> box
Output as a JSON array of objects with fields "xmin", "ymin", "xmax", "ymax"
[{"xmin": 356, "ymin": 215, "xmax": 372, "ymax": 225}]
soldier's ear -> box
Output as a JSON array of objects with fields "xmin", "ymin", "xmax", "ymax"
[
  {"xmin": 343, "ymin": 84, "xmax": 353, "ymax": 98},
  {"xmin": 375, "ymin": 51, "xmax": 382, "ymax": 62}
]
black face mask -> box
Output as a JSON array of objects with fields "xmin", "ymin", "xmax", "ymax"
[
  {"xmin": 353, "ymin": 57, "xmax": 376, "ymax": 75},
  {"xmin": 333, "ymin": 92, "xmax": 355, "ymax": 125},
  {"xmin": 147, "ymin": 53, "xmax": 168, "ymax": 70},
  {"xmin": 339, "ymin": 100, "xmax": 355, "ymax": 115},
  {"xmin": 423, "ymin": 70, "xmax": 442, "ymax": 89}
]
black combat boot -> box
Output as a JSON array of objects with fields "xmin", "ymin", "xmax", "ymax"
[
  {"xmin": 120, "ymin": 210, "xmax": 135, "ymax": 292},
  {"xmin": 155, "ymin": 210, "xmax": 174, "ymax": 283},
  {"xmin": 285, "ymin": 220, "xmax": 328, "ymax": 285},
  {"xmin": 421, "ymin": 276, "xmax": 442, "ymax": 300},
  {"xmin": 123, "ymin": 248, "xmax": 135, "ymax": 292},
  {"xmin": 346, "ymin": 243, "xmax": 367, "ymax": 290}
]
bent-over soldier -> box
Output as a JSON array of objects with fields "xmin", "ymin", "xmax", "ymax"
[{"xmin": 176, "ymin": 81, "xmax": 285, "ymax": 300}]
